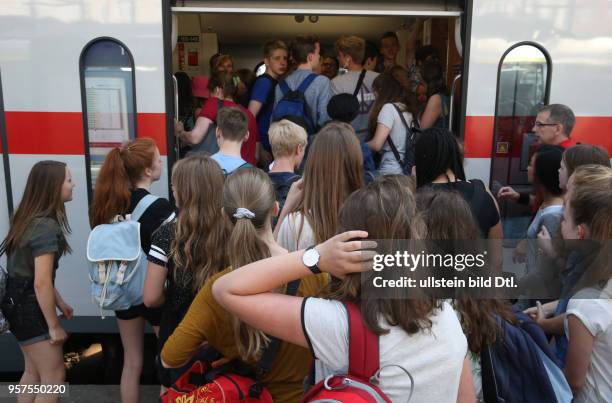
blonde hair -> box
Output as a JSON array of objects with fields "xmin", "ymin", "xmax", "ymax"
[
  {"xmin": 170, "ymin": 155, "xmax": 229, "ymax": 291},
  {"xmin": 268, "ymin": 120, "xmax": 307, "ymax": 158},
  {"xmin": 223, "ymin": 168, "xmax": 277, "ymax": 361},
  {"xmin": 335, "ymin": 36, "xmax": 366, "ymax": 65},
  {"xmin": 568, "ymin": 164, "xmax": 612, "ymax": 198}
]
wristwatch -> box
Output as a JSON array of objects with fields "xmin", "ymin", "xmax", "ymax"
[{"xmin": 303, "ymin": 246, "xmax": 322, "ymax": 274}]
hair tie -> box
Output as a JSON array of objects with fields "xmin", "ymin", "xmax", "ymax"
[{"xmin": 233, "ymin": 207, "xmax": 255, "ymax": 220}]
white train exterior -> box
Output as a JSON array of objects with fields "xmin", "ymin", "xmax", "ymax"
[{"xmin": 1, "ymin": 0, "xmax": 611, "ymax": 370}]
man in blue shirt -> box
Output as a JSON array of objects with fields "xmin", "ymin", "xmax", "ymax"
[{"xmin": 211, "ymin": 107, "xmax": 252, "ymax": 174}]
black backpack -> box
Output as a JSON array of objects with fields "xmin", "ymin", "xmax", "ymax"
[
  {"xmin": 188, "ymin": 99, "xmax": 224, "ymax": 156},
  {"xmin": 386, "ymin": 104, "xmax": 419, "ymax": 175}
]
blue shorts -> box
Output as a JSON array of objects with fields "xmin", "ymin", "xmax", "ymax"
[{"xmin": 1, "ymin": 277, "xmax": 51, "ymax": 346}]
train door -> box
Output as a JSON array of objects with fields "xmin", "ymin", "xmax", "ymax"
[{"xmin": 165, "ymin": 1, "xmax": 469, "ymax": 149}]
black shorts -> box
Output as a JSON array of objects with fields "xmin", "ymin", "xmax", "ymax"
[
  {"xmin": 1, "ymin": 277, "xmax": 50, "ymax": 346},
  {"xmin": 115, "ymin": 303, "xmax": 162, "ymax": 326}
]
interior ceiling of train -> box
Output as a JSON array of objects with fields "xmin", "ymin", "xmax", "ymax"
[{"xmin": 195, "ymin": 13, "xmax": 413, "ymax": 45}]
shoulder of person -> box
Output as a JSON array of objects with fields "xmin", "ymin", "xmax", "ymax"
[{"xmin": 29, "ymin": 216, "xmax": 61, "ymax": 234}]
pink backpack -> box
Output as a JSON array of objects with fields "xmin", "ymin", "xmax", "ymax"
[{"xmin": 301, "ymin": 302, "xmax": 413, "ymax": 403}]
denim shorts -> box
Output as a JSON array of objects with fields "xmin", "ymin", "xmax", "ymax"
[{"xmin": 1, "ymin": 277, "xmax": 50, "ymax": 346}]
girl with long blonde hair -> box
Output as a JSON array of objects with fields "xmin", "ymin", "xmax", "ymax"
[
  {"xmin": 143, "ymin": 154, "xmax": 229, "ymax": 355},
  {"xmin": 276, "ymin": 121, "xmax": 364, "ymax": 251},
  {"xmin": 161, "ymin": 168, "xmax": 326, "ymax": 402}
]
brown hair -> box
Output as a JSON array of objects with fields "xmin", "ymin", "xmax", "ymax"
[
  {"xmin": 335, "ymin": 36, "xmax": 366, "ymax": 65},
  {"xmin": 217, "ymin": 106, "xmax": 249, "ymax": 142},
  {"xmin": 568, "ymin": 186, "xmax": 612, "ymax": 291},
  {"xmin": 223, "ymin": 168, "xmax": 277, "ymax": 361},
  {"xmin": 90, "ymin": 138, "xmax": 157, "ymax": 227},
  {"xmin": 1, "ymin": 161, "xmax": 71, "ymax": 256},
  {"xmin": 329, "ymin": 176, "xmax": 438, "ymax": 336},
  {"xmin": 368, "ymin": 68, "xmax": 416, "ymax": 140},
  {"xmin": 294, "ymin": 122, "xmax": 364, "ymax": 244},
  {"xmin": 208, "ymin": 71, "xmax": 240, "ymax": 100},
  {"xmin": 417, "ymin": 189, "xmax": 515, "ymax": 353},
  {"xmin": 212, "ymin": 54, "xmax": 233, "ymax": 74},
  {"xmin": 290, "ymin": 34, "xmax": 319, "ymax": 65},
  {"xmin": 170, "ymin": 155, "xmax": 229, "ymax": 292},
  {"xmin": 263, "ymin": 39, "xmax": 288, "ymax": 58},
  {"xmin": 563, "ymin": 144, "xmax": 610, "ymax": 177}
]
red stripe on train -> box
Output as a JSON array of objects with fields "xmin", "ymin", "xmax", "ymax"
[
  {"xmin": 464, "ymin": 116, "xmax": 612, "ymax": 158},
  {"xmin": 3, "ymin": 111, "xmax": 168, "ymax": 155}
]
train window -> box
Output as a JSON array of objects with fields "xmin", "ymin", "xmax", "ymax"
[
  {"xmin": 491, "ymin": 42, "xmax": 551, "ymax": 188},
  {"xmin": 79, "ymin": 38, "xmax": 137, "ymax": 199}
]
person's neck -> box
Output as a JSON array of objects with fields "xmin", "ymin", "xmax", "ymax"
[
  {"xmin": 270, "ymin": 157, "xmax": 296, "ymax": 173},
  {"xmin": 347, "ymin": 63, "xmax": 364, "ymax": 72},
  {"xmin": 218, "ymin": 141, "xmax": 243, "ymax": 158},
  {"xmin": 267, "ymin": 70, "xmax": 279, "ymax": 79},
  {"xmin": 297, "ymin": 63, "xmax": 312, "ymax": 71},
  {"xmin": 431, "ymin": 169, "xmax": 457, "ymax": 183},
  {"xmin": 261, "ymin": 226, "xmax": 286, "ymax": 256},
  {"xmin": 133, "ymin": 177, "xmax": 152, "ymax": 191},
  {"xmin": 552, "ymin": 135, "xmax": 570, "ymax": 146},
  {"xmin": 541, "ymin": 192, "xmax": 564, "ymax": 207}
]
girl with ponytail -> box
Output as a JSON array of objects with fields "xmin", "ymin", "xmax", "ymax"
[
  {"xmin": 90, "ymin": 138, "xmax": 173, "ymax": 403},
  {"xmin": 161, "ymin": 168, "xmax": 326, "ymax": 402}
]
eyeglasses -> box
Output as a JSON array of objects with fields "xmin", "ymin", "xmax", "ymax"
[{"xmin": 534, "ymin": 121, "xmax": 560, "ymax": 128}]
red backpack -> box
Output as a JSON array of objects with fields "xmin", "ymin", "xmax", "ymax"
[
  {"xmin": 301, "ymin": 302, "xmax": 413, "ymax": 403},
  {"xmin": 161, "ymin": 280, "xmax": 301, "ymax": 403}
]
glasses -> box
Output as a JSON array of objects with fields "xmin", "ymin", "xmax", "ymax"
[{"xmin": 534, "ymin": 121, "xmax": 559, "ymax": 128}]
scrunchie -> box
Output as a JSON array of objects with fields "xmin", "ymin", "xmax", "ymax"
[{"xmin": 233, "ymin": 207, "xmax": 255, "ymax": 220}]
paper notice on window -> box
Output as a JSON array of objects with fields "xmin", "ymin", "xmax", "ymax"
[{"xmin": 85, "ymin": 76, "xmax": 130, "ymax": 149}]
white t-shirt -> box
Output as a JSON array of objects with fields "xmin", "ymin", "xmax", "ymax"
[
  {"xmin": 565, "ymin": 281, "xmax": 612, "ymax": 403},
  {"xmin": 303, "ymin": 299, "xmax": 467, "ymax": 402},
  {"xmin": 277, "ymin": 212, "xmax": 315, "ymax": 252},
  {"xmin": 377, "ymin": 103, "xmax": 414, "ymax": 175}
]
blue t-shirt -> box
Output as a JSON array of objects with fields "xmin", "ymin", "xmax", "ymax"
[
  {"xmin": 250, "ymin": 74, "xmax": 277, "ymax": 152},
  {"xmin": 212, "ymin": 153, "xmax": 247, "ymax": 175}
]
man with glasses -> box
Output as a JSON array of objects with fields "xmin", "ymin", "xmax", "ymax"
[
  {"xmin": 532, "ymin": 104, "xmax": 577, "ymax": 148},
  {"xmin": 498, "ymin": 104, "xmax": 577, "ymax": 204}
]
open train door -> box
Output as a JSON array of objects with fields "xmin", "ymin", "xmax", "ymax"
[{"xmin": 163, "ymin": 0, "xmax": 470, "ymax": 161}]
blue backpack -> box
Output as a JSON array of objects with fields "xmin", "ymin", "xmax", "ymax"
[
  {"xmin": 86, "ymin": 194, "xmax": 159, "ymax": 316},
  {"xmin": 272, "ymin": 74, "xmax": 318, "ymax": 134}
]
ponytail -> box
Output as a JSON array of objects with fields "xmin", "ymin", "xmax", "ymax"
[
  {"xmin": 223, "ymin": 168, "xmax": 276, "ymax": 361},
  {"xmin": 90, "ymin": 138, "xmax": 157, "ymax": 227}
]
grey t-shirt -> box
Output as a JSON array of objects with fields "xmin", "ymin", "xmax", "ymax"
[
  {"xmin": 377, "ymin": 102, "xmax": 414, "ymax": 175},
  {"xmin": 331, "ymin": 70, "xmax": 379, "ymax": 142},
  {"xmin": 274, "ymin": 69, "xmax": 332, "ymax": 131},
  {"xmin": 7, "ymin": 217, "xmax": 64, "ymax": 279}
]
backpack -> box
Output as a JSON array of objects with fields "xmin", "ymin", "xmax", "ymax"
[
  {"xmin": 161, "ymin": 280, "xmax": 301, "ymax": 403},
  {"xmin": 481, "ymin": 310, "xmax": 571, "ymax": 403},
  {"xmin": 301, "ymin": 302, "xmax": 412, "ymax": 403},
  {"xmin": 188, "ymin": 98, "xmax": 224, "ymax": 156},
  {"xmin": 387, "ymin": 104, "xmax": 419, "ymax": 176},
  {"xmin": 223, "ymin": 162, "xmax": 253, "ymax": 176},
  {"xmin": 0, "ymin": 263, "xmax": 8, "ymax": 333},
  {"xmin": 86, "ymin": 194, "xmax": 159, "ymax": 316},
  {"xmin": 272, "ymin": 74, "xmax": 318, "ymax": 134}
]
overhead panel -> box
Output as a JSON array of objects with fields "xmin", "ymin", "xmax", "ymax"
[{"xmin": 172, "ymin": 0, "xmax": 463, "ymax": 16}]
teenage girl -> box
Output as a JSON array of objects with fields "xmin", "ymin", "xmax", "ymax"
[
  {"xmin": 90, "ymin": 138, "xmax": 173, "ymax": 403},
  {"xmin": 1, "ymin": 161, "xmax": 75, "ymax": 403}
]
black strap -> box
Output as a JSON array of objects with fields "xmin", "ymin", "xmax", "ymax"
[
  {"xmin": 386, "ymin": 104, "xmax": 413, "ymax": 166},
  {"xmin": 353, "ymin": 69, "xmax": 367, "ymax": 97},
  {"xmin": 248, "ymin": 279, "xmax": 301, "ymax": 397}
]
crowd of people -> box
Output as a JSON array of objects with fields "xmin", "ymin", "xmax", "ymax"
[{"xmin": 0, "ymin": 31, "xmax": 611, "ymax": 403}]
